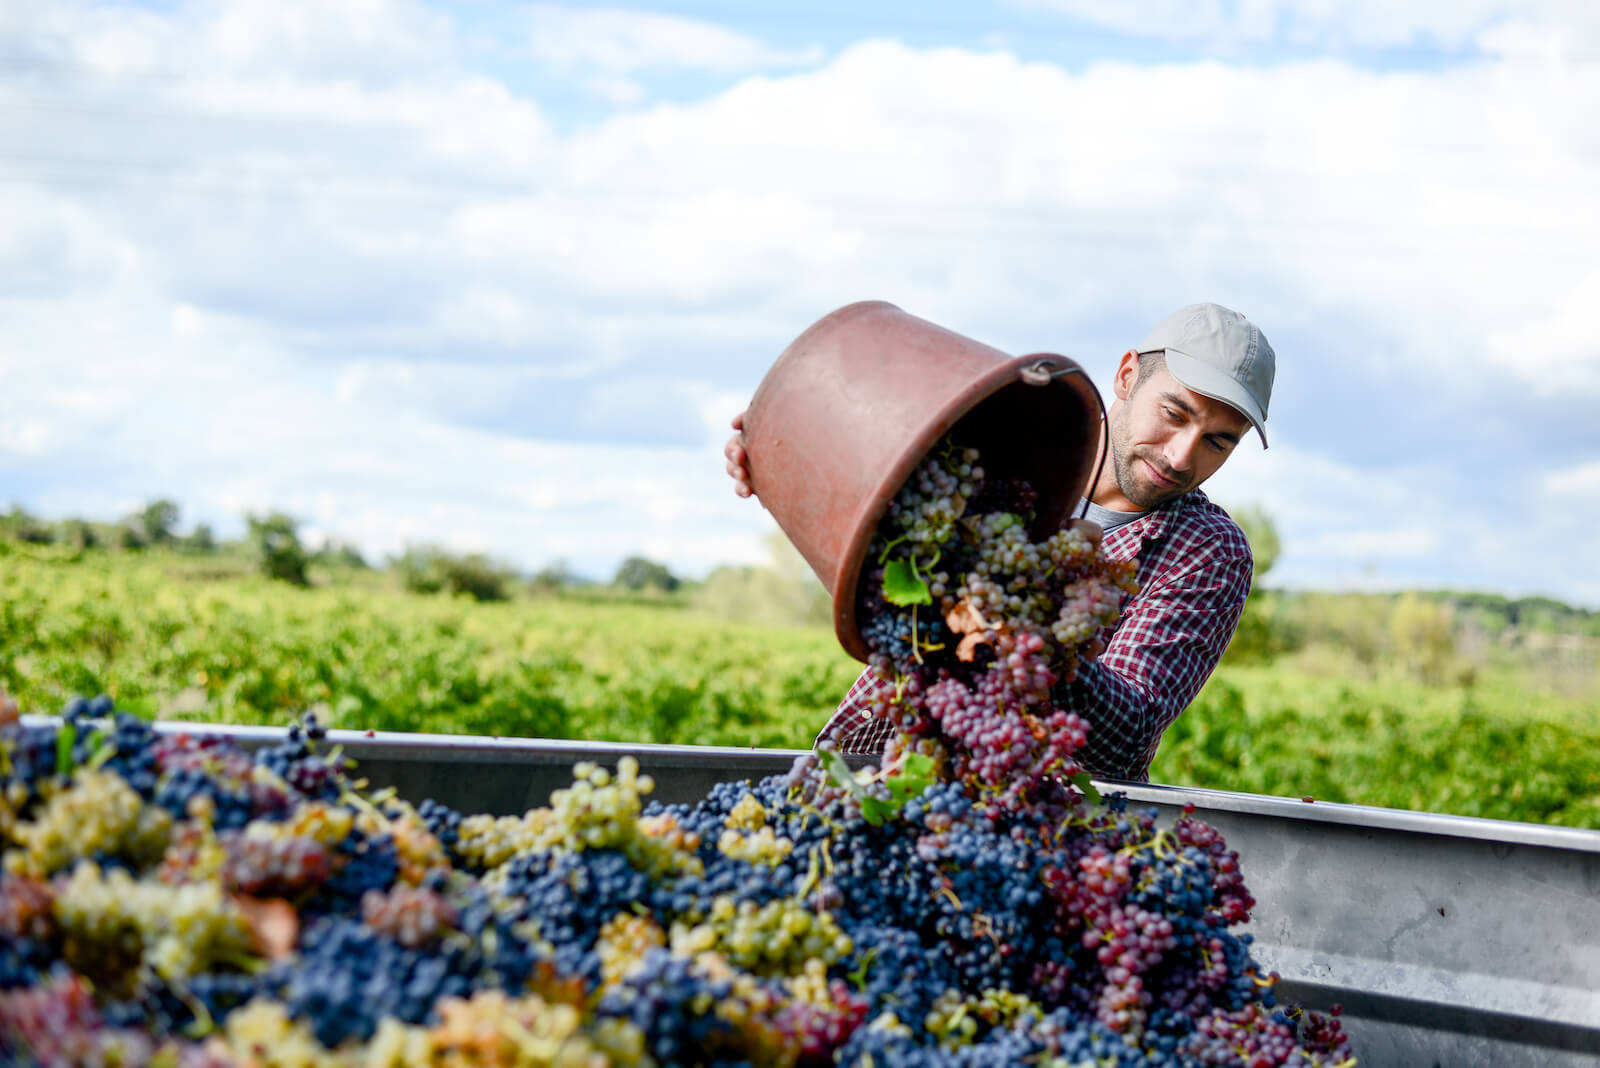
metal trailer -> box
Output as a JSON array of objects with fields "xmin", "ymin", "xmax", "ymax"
[{"xmin": 108, "ymin": 722, "xmax": 1600, "ymax": 1066}]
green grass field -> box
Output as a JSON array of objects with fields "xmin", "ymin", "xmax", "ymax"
[{"xmin": 5, "ymin": 543, "xmax": 1599, "ymax": 828}]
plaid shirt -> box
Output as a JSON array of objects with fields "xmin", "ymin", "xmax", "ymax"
[{"xmin": 815, "ymin": 489, "xmax": 1252, "ymax": 782}]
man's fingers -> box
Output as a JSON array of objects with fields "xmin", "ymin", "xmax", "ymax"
[
  {"xmin": 726, "ymin": 410, "xmax": 754, "ymax": 498},
  {"xmin": 724, "ymin": 440, "xmax": 749, "ymax": 478},
  {"xmin": 725, "ymin": 455, "xmax": 754, "ymax": 497}
]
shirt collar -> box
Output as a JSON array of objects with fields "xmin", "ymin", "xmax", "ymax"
[{"xmin": 1119, "ymin": 488, "xmax": 1203, "ymax": 542}]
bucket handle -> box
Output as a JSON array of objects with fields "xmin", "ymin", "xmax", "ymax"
[{"xmin": 1016, "ymin": 358, "xmax": 1107, "ymax": 522}]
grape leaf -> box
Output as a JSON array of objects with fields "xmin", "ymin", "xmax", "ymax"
[
  {"xmin": 882, "ymin": 558, "xmax": 932, "ymax": 606},
  {"xmin": 1068, "ymin": 770, "xmax": 1101, "ymax": 805},
  {"xmin": 818, "ymin": 747, "xmax": 864, "ymax": 799},
  {"xmin": 820, "ymin": 748, "xmax": 937, "ymax": 826},
  {"xmin": 860, "ymin": 795, "xmax": 894, "ymax": 825},
  {"xmin": 818, "ymin": 748, "xmax": 883, "ymax": 824},
  {"xmin": 55, "ymin": 723, "xmax": 76, "ymax": 776},
  {"xmin": 885, "ymin": 752, "xmax": 936, "ymax": 807}
]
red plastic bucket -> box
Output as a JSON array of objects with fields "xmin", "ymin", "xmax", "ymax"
[{"xmin": 743, "ymin": 300, "xmax": 1105, "ymax": 661}]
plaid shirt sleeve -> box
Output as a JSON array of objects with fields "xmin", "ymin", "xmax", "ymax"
[
  {"xmin": 814, "ymin": 667, "xmax": 897, "ymax": 754},
  {"xmin": 814, "ymin": 492, "xmax": 1252, "ymax": 777},
  {"xmin": 1062, "ymin": 493, "xmax": 1253, "ymax": 782}
]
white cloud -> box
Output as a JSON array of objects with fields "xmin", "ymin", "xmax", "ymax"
[
  {"xmin": 10, "ymin": 0, "xmax": 456, "ymax": 82},
  {"xmin": 1486, "ymin": 273, "xmax": 1600, "ymax": 395},
  {"xmin": 0, "ymin": 419, "xmax": 54, "ymax": 456},
  {"xmin": 204, "ymin": 0, "xmax": 453, "ymax": 74},
  {"xmin": 1203, "ymin": 442, "xmax": 1447, "ymax": 587},
  {"xmin": 1296, "ymin": 527, "xmax": 1439, "ymax": 559},
  {"xmin": 451, "ymin": 188, "xmax": 863, "ymax": 304},
  {"xmin": 1014, "ymin": 0, "xmax": 1600, "ymax": 52},
  {"xmin": 526, "ymin": 5, "xmax": 821, "ymax": 74},
  {"xmin": 1540, "ymin": 459, "xmax": 1600, "ymax": 498},
  {"xmin": 430, "ymin": 288, "xmax": 549, "ymax": 347}
]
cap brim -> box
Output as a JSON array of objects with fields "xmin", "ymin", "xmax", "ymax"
[{"xmin": 1159, "ymin": 347, "xmax": 1269, "ymax": 449}]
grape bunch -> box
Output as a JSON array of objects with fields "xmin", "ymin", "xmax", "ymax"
[
  {"xmin": 854, "ymin": 436, "xmax": 1138, "ymax": 806},
  {"xmin": 0, "ymin": 677, "xmax": 1351, "ymax": 1068}
]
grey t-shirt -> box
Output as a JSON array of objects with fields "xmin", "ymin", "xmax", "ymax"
[{"xmin": 1076, "ymin": 498, "xmax": 1146, "ymax": 534}]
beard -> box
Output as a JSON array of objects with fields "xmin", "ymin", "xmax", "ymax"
[{"xmin": 1108, "ymin": 417, "xmax": 1192, "ymax": 510}]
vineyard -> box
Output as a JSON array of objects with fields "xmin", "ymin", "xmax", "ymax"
[{"xmin": 3, "ymin": 543, "xmax": 1599, "ymax": 829}]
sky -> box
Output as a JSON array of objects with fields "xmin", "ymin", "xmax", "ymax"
[{"xmin": 1, "ymin": 0, "xmax": 1597, "ymax": 604}]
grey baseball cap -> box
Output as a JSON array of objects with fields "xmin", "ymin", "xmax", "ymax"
[{"xmin": 1135, "ymin": 303, "xmax": 1275, "ymax": 448}]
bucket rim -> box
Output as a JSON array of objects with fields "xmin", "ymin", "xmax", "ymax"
[{"xmin": 831, "ymin": 350, "xmax": 1105, "ymax": 660}]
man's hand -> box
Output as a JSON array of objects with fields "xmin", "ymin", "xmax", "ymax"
[{"xmin": 724, "ymin": 411, "xmax": 755, "ymax": 499}]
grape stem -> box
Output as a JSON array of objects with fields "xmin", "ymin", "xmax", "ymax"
[
  {"xmin": 174, "ymin": 980, "xmax": 216, "ymax": 1038},
  {"xmin": 800, "ymin": 846, "xmax": 823, "ymax": 899}
]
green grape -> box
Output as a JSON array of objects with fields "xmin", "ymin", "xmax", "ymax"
[
  {"xmin": 717, "ymin": 825, "xmax": 794, "ymax": 866},
  {"xmin": 54, "ymin": 861, "xmax": 256, "ymax": 983},
  {"xmin": 10, "ymin": 768, "xmax": 171, "ymax": 878},
  {"xmin": 672, "ymin": 895, "xmax": 852, "ymax": 975}
]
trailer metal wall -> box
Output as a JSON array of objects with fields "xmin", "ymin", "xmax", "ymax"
[{"xmin": 63, "ymin": 722, "xmax": 1600, "ymax": 1067}]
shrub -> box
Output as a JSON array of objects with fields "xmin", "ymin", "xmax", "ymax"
[
  {"xmin": 613, "ymin": 556, "xmax": 680, "ymax": 593},
  {"xmin": 393, "ymin": 546, "xmax": 514, "ymax": 602},
  {"xmin": 247, "ymin": 512, "xmax": 310, "ymax": 586}
]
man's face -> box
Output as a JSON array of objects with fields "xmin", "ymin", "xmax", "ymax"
[{"xmin": 1107, "ymin": 356, "xmax": 1252, "ymax": 510}]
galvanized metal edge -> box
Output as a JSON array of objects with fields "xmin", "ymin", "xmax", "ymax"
[
  {"xmin": 23, "ymin": 717, "xmax": 1600, "ymax": 853},
  {"xmin": 1097, "ymin": 777, "xmax": 1600, "ymax": 854}
]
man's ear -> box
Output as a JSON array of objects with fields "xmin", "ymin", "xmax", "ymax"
[{"xmin": 1111, "ymin": 350, "xmax": 1140, "ymax": 401}]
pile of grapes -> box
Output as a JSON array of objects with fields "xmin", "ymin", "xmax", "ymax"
[{"xmin": 0, "ymin": 440, "xmax": 1354, "ymax": 1067}]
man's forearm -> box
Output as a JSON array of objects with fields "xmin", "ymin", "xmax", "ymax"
[
  {"xmin": 1057, "ymin": 551, "xmax": 1252, "ymax": 780},
  {"xmin": 1051, "ymin": 657, "xmax": 1162, "ymax": 781}
]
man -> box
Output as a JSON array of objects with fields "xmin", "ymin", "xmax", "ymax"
[{"xmin": 725, "ymin": 302, "xmax": 1274, "ymax": 782}]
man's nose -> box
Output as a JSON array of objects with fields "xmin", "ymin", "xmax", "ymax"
[{"xmin": 1164, "ymin": 432, "xmax": 1199, "ymax": 475}]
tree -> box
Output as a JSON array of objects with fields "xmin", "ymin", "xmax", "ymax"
[
  {"xmin": 315, "ymin": 538, "xmax": 369, "ymax": 570},
  {"xmin": 135, "ymin": 499, "xmax": 181, "ymax": 546},
  {"xmin": 531, "ymin": 558, "xmax": 584, "ymax": 593},
  {"xmin": 692, "ymin": 533, "xmax": 831, "ymax": 627},
  {"xmin": 3, "ymin": 505, "xmax": 53, "ymax": 545},
  {"xmin": 1228, "ymin": 504, "xmax": 1281, "ymax": 585},
  {"xmin": 247, "ymin": 512, "xmax": 309, "ymax": 586},
  {"xmin": 613, "ymin": 556, "xmax": 680, "ymax": 593},
  {"xmin": 1389, "ymin": 592, "xmax": 1459, "ymax": 685},
  {"xmin": 392, "ymin": 545, "xmax": 513, "ymax": 602},
  {"xmin": 1220, "ymin": 504, "xmax": 1292, "ymax": 664},
  {"xmin": 183, "ymin": 523, "xmax": 217, "ymax": 553},
  {"xmin": 58, "ymin": 519, "xmax": 99, "ymax": 550}
]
